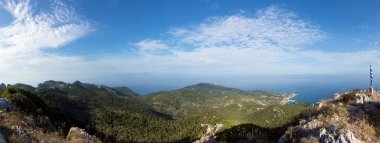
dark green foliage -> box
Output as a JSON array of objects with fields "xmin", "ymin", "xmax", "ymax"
[
  {"xmin": 0, "ymin": 87, "xmax": 80, "ymax": 136},
  {"xmin": 342, "ymin": 92, "xmax": 356, "ymax": 104},
  {"xmin": 110, "ymin": 86, "xmax": 140, "ymax": 97},
  {"xmin": 250, "ymin": 103, "xmax": 311, "ymax": 128},
  {"xmin": 215, "ymin": 103, "xmax": 310, "ymax": 143},
  {"xmin": 0, "ymin": 87, "xmax": 46, "ymax": 115},
  {"xmin": 144, "ymin": 82, "xmax": 288, "ymax": 120},
  {"xmin": 35, "ymin": 81, "xmax": 214, "ymax": 142},
  {"xmin": 12, "ymin": 83, "xmax": 36, "ymax": 91},
  {"xmin": 320, "ymin": 104, "xmax": 335, "ymax": 117},
  {"xmin": 298, "ymin": 106, "xmax": 318, "ymax": 119},
  {"xmin": 341, "ymin": 90, "xmax": 358, "ymax": 104}
]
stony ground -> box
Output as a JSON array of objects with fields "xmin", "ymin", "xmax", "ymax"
[{"xmin": 280, "ymin": 89, "xmax": 380, "ymax": 143}]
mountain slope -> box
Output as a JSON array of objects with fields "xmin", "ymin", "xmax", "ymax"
[
  {"xmin": 35, "ymin": 81, "xmax": 216, "ymax": 142},
  {"xmin": 1, "ymin": 81, "xmax": 310, "ymax": 142},
  {"xmin": 0, "ymin": 87, "xmax": 100, "ymax": 143},
  {"xmin": 144, "ymin": 83, "xmax": 296, "ymax": 121}
]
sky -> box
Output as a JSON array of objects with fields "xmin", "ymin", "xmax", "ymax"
[{"xmin": 0, "ymin": 0, "xmax": 380, "ymax": 92}]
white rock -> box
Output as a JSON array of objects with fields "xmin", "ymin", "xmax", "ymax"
[{"xmin": 67, "ymin": 127, "xmax": 99, "ymax": 142}]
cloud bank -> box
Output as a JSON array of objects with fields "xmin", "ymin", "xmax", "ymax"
[
  {"xmin": 0, "ymin": 0, "xmax": 92, "ymax": 83},
  {"xmin": 0, "ymin": 1, "xmax": 378, "ymax": 85}
]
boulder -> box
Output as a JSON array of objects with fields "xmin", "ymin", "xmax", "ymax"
[
  {"xmin": 314, "ymin": 101, "xmax": 325, "ymax": 109},
  {"xmin": 355, "ymin": 93, "xmax": 369, "ymax": 104},
  {"xmin": 0, "ymin": 98, "xmax": 12, "ymax": 111},
  {"xmin": 334, "ymin": 93, "xmax": 341, "ymax": 100},
  {"xmin": 336, "ymin": 129, "xmax": 362, "ymax": 143},
  {"xmin": 66, "ymin": 127, "xmax": 100, "ymax": 142}
]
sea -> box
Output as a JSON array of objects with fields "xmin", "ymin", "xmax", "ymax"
[{"xmin": 104, "ymin": 74, "xmax": 372, "ymax": 104}]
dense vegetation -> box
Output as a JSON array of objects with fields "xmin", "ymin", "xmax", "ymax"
[
  {"xmin": 144, "ymin": 83, "xmax": 292, "ymax": 120},
  {"xmin": 0, "ymin": 87, "xmax": 78, "ymax": 137},
  {"xmin": 0, "ymin": 81, "xmax": 310, "ymax": 142}
]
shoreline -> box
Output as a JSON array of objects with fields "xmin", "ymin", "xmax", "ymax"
[{"xmin": 281, "ymin": 93, "xmax": 297, "ymax": 105}]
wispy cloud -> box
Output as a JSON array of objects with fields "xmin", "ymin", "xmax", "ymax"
[
  {"xmin": 133, "ymin": 39, "xmax": 168, "ymax": 53},
  {"xmin": 127, "ymin": 6, "xmax": 379, "ymax": 75},
  {"xmin": 0, "ymin": 0, "xmax": 90, "ymax": 51},
  {"xmin": 0, "ymin": 0, "xmax": 91, "ymax": 83},
  {"xmin": 170, "ymin": 6, "xmax": 324, "ymax": 49}
]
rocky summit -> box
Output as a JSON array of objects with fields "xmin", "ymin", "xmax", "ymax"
[{"xmin": 279, "ymin": 89, "xmax": 380, "ymax": 143}]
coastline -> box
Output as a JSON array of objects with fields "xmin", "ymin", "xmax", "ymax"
[{"xmin": 281, "ymin": 93, "xmax": 297, "ymax": 105}]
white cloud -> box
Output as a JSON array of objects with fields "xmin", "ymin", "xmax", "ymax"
[
  {"xmin": 130, "ymin": 6, "xmax": 379, "ymax": 75},
  {"xmin": 0, "ymin": 0, "xmax": 90, "ymax": 51},
  {"xmin": 0, "ymin": 0, "xmax": 91, "ymax": 84},
  {"xmin": 0, "ymin": 3, "xmax": 379, "ymax": 85},
  {"xmin": 169, "ymin": 6, "xmax": 324, "ymax": 50},
  {"xmin": 133, "ymin": 39, "xmax": 168, "ymax": 53}
]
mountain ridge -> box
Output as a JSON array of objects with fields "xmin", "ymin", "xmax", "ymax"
[{"xmin": 1, "ymin": 80, "xmax": 309, "ymax": 142}]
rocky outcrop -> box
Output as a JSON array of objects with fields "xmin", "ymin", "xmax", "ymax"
[
  {"xmin": 66, "ymin": 127, "xmax": 100, "ymax": 143},
  {"xmin": 280, "ymin": 89, "xmax": 380, "ymax": 143},
  {"xmin": 194, "ymin": 124, "xmax": 223, "ymax": 143},
  {"xmin": 0, "ymin": 98, "xmax": 12, "ymax": 111},
  {"xmin": 355, "ymin": 93, "xmax": 368, "ymax": 104},
  {"xmin": 318, "ymin": 126, "xmax": 361, "ymax": 143}
]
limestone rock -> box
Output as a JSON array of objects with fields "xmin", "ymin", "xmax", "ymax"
[
  {"xmin": 355, "ymin": 93, "xmax": 368, "ymax": 104},
  {"xmin": 66, "ymin": 127, "xmax": 100, "ymax": 143},
  {"xmin": 336, "ymin": 130, "xmax": 362, "ymax": 143},
  {"xmin": 193, "ymin": 135, "xmax": 217, "ymax": 143},
  {"xmin": 194, "ymin": 123, "xmax": 223, "ymax": 143}
]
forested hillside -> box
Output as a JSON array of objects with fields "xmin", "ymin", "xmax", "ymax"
[{"xmin": 0, "ymin": 81, "xmax": 309, "ymax": 142}]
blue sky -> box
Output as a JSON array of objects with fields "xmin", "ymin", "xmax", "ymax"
[{"xmin": 0, "ymin": 0, "xmax": 379, "ymax": 90}]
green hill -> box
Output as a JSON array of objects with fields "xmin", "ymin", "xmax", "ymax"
[
  {"xmin": 0, "ymin": 81, "xmax": 309, "ymax": 142},
  {"xmin": 144, "ymin": 83, "xmax": 298, "ymax": 123},
  {"xmin": 35, "ymin": 81, "xmax": 213, "ymax": 142}
]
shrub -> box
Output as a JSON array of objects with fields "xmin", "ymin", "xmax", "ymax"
[
  {"xmin": 320, "ymin": 105, "xmax": 334, "ymax": 117},
  {"xmin": 300, "ymin": 137, "xmax": 319, "ymax": 143},
  {"xmin": 0, "ymin": 87, "xmax": 47, "ymax": 115},
  {"xmin": 341, "ymin": 92, "xmax": 356, "ymax": 104},
  {"xmin": 298, "ymin": 106, "xmax": 318, "ymax": 119},
  {"xmin": 336, "ymin": 107, "xmax": 348, "ymax": 118}
]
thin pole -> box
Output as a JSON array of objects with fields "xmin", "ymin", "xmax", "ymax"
[{"xmin": 370, "ymin": 65, "xmax": 374, "ymax": 96}]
